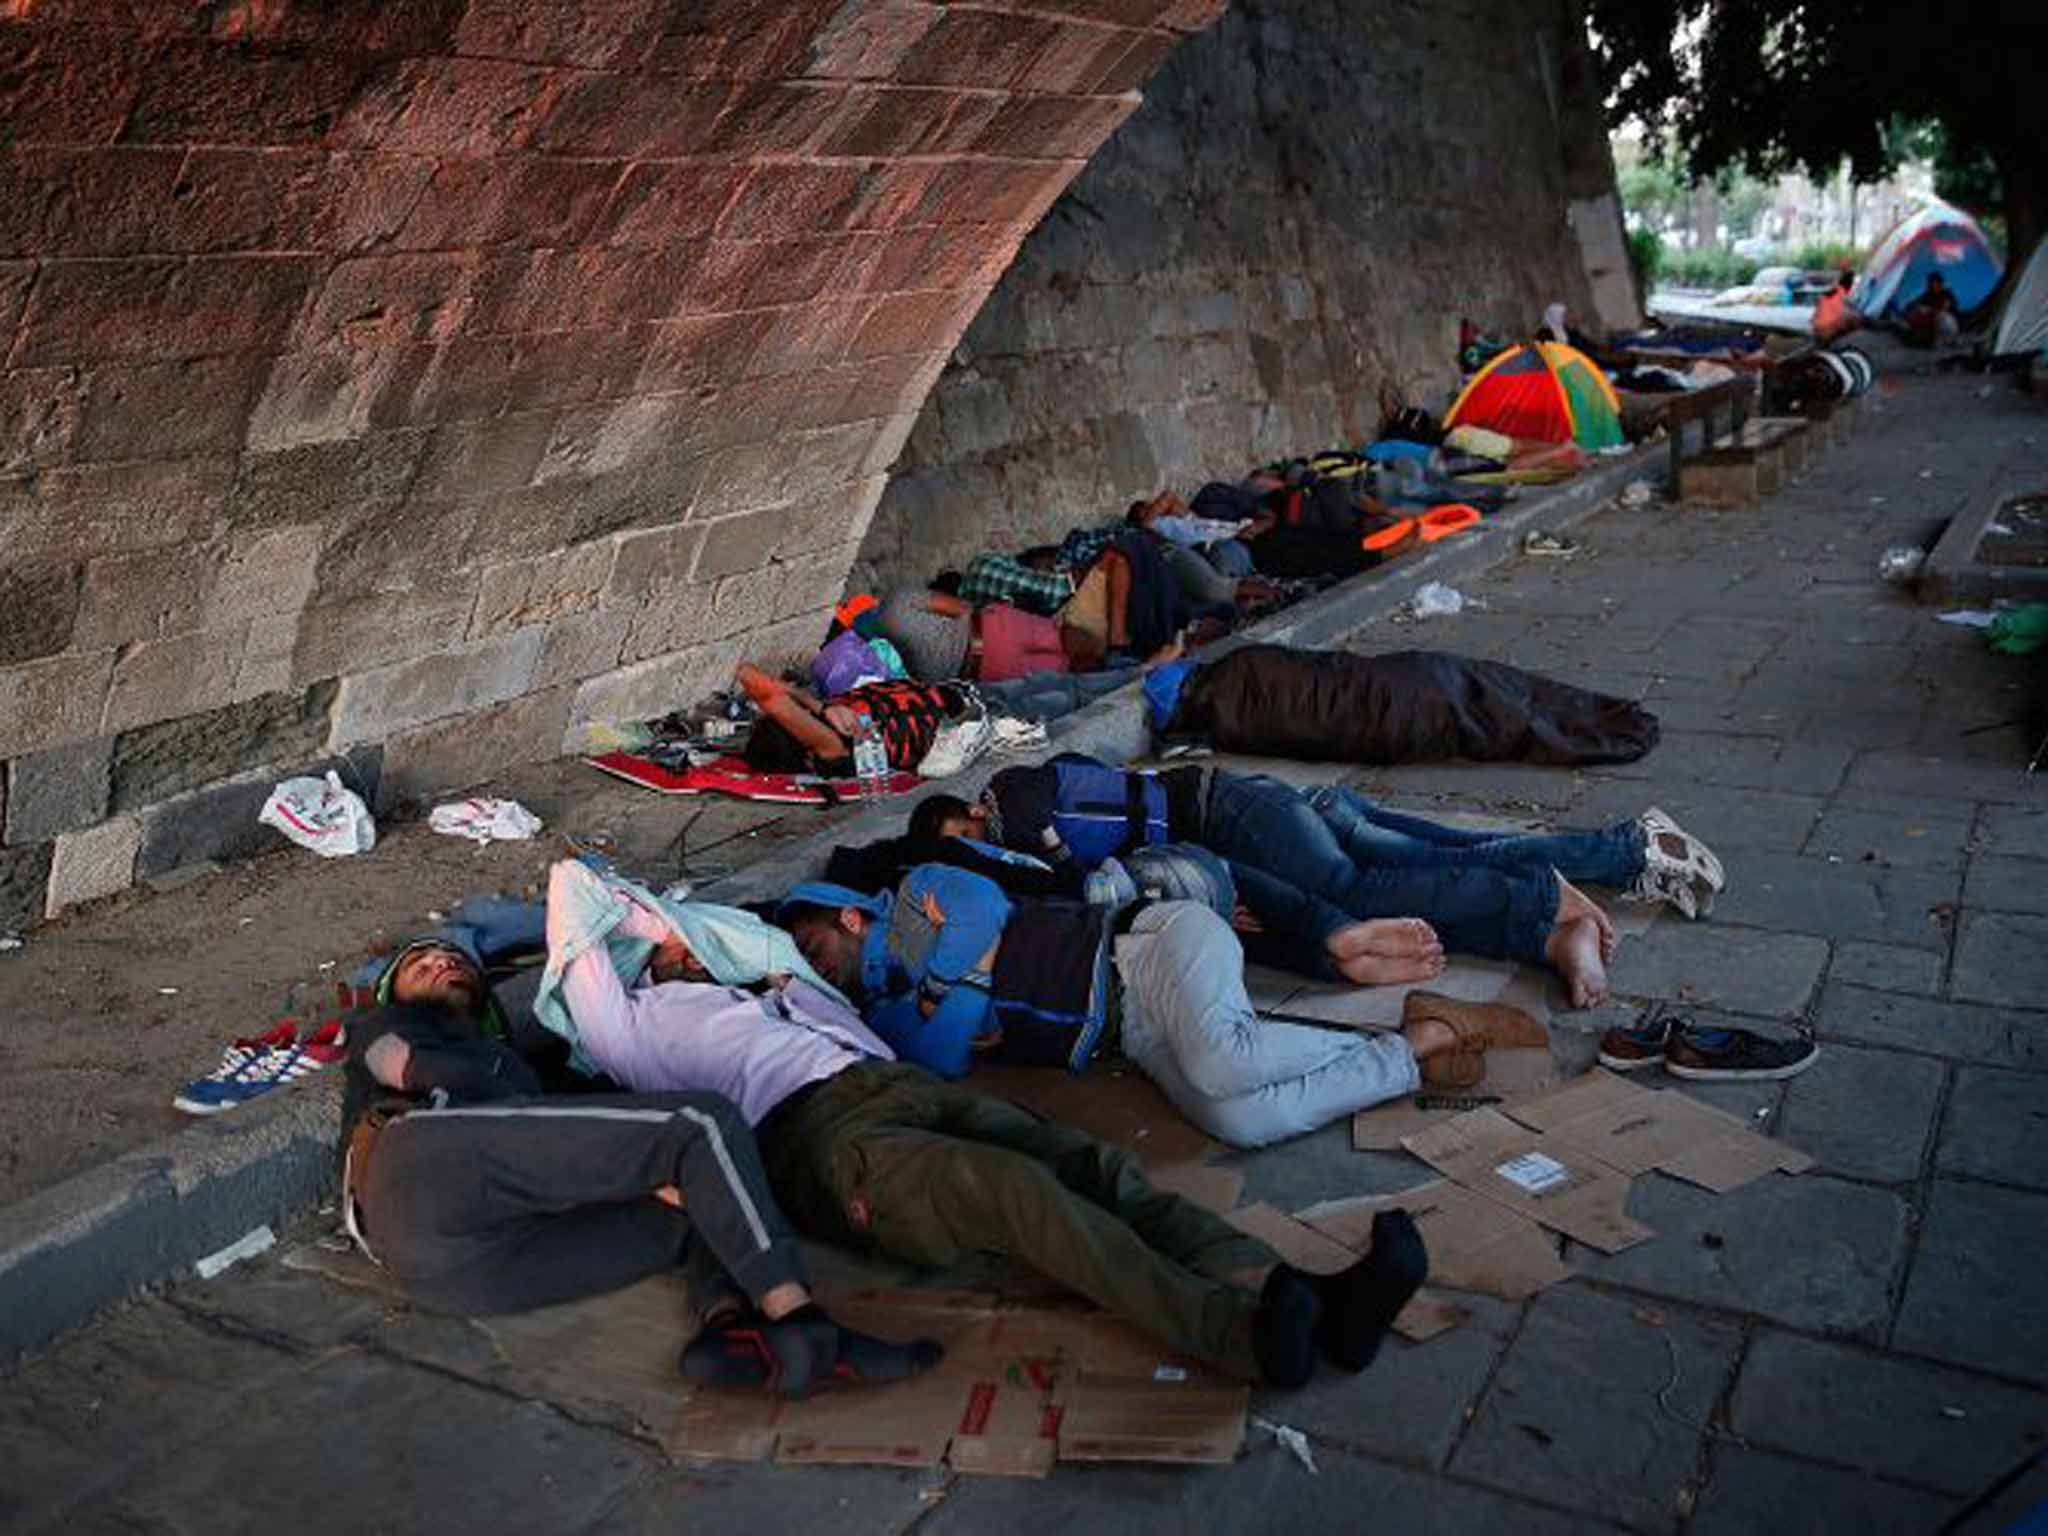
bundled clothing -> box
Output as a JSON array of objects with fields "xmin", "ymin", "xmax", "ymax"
[{"xmin": 1158, "ymin": 645, "xmax": 1660, "ymax": 767}]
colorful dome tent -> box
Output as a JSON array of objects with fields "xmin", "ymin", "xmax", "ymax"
[
  {"xmin": 1991, "ymin": 237, "xmax": 2048, "ymax": 358},
  {"xmin": 1443, "ymin": 341, "xmax": 1624, "ymax": 450},
  {"xmin": 1852, "ymin": 202, "xmax": 2003, "ymax": 320}
]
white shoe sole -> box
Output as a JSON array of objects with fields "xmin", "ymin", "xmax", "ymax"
[
  {"xmin": 1663, "ymin": 1047, "xmax": 1819, "ymax": 1082},
  {"xmin": 1598, "ymin": 1048, "xmax": 1667, "ymax": 1071}
]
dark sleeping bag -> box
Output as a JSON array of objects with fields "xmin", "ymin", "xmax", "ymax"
[{"xmin": 1170, "ymin": 644, "xmax": 1660, "ymax": 767}]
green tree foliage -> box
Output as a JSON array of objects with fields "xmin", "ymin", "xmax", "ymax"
[{"xmin": 1588, "ymin": 0, "xmax": 2046, "ymax": 263}]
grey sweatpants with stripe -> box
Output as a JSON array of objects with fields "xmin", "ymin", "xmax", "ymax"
[{"xmin": 358, "ymin": 1092, "xmax": 808, "ymax": 1316}]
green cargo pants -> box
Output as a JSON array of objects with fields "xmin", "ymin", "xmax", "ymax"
[{"xmin": 758, "ymin": 1062, "xmax": 1278, "ymax": 1379}]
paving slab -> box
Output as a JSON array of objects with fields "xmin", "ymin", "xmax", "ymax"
[
  {"xmin": 1816, "ymin": 984, "xmax": 2048, "ymax": 1072},
  {"xmin": 1802, "ymin": 805, "xmax": 1975, "ymax": 873},
  {"xmin": 597, "ymin": 1463, "xmax": 940, "ymax": 1536},
  {"xmin": 1577, "ymin": 1174, "xmax": 1909, "ymax": 1339},
  {"xmin": 1950, "ymin": 911, "xmax": 2048, "ymax": 1009},
  {"xmin": 1950, "ymin": 1455, "xmax": 2048, "ymax": 1536},
  {"xmin": 1894, "ymin": 1180, "xmax": 2048, "ymax": 1386},
  {"xmin": 1846, "ymin": 751, "xmax": 2048, "ymax": 809},
  {"xmin": 1449, "ymin": 1284, "xmax": 1738, "ymax": 1533},
  {"xmin": 1604, "ymin": 923, "xmax": 1829, "ymax": 1020},
  {"xmin": 1572, "ymin": 779, "xmax": 1825, "ymax": 855},
  {"xmin": 1356, "ymin": 762, "xmax": 1587, "ymax": 813},
  {"xmin": 1962, "ymin": 854, "xmax": 2048, "ymax": 917},
  {"xmin": 1695, "ymin": 849, "xmax": 1955, "ymax": 949},
  {"xmin": 1935, "ymin": 1068, "xmax": 2048, "ymax": 1191},
  {"xmin": 72, "ymin": 1348, "xmax": 662, "ymax": 1536},
  {"xmin": 923, "ymin": 1442, "xmax": 1614, "ymax": 1535},
  {"xmin": 1589, "ymin": 730, "xmax": 1852, "ymax": 797},
  {"xmin": 1979, "ymin": 806, "xmax": 2048, "ymax": 860},
  {"xmin": 1828, "ymin": 939, "xmax": 1944, "ymax": 996},
  {"xmin": 1773, "ymin": 1042, "xmax": 1947, "ymax": 1185},
  {"xmin": 1284, "ymin": 1291, "xmax": 1521, "ymax": 1468},
  {"xmin": 1728, "ymin": 1330, "xmax": 2048, "ymax": 1497},
  {"xmin": 1688, "ymin": 1446, "xmax": 1957, "ymax": 1536},
  {"xmin": 0, "ymin": 1300, "xmax": 303, "ymax": 1532}
]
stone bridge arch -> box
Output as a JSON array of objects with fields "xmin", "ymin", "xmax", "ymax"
[{"xmin": 0, "ymin": 0, "xmax": 1225, "ymax": 921}]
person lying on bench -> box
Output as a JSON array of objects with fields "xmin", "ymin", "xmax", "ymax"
[
  {"xmin": 338, "ymin": 937, "xmax": 940, "ymax": 1397},
  {"xmin": 538, "ymin": 858, "xmax": 1429, "ymax": 1389}
]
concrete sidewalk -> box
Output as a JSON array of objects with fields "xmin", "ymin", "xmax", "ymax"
[{"xmin": 4, "ymin": 362, "xmax": 2046, "ymax": 1534}]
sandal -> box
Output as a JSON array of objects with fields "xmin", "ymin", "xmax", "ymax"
[
  {"xmin": 1639, "ymin": 807, "xmax": 1725, "ymax": 892},
  {"xmin": 1404, "ymin": 990, "xmax": 1548, "ymax": 1089}
]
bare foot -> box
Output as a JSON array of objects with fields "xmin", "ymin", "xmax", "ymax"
[
  {"xmin": 1556, "ymin": 876, "xmax": 1617, "ymax": 960},
  {"xmin": 1336, "ymin": 949, "xmax": 1447, "ymax": 986},
  {"xmin": 1545, "ymin": 917, "xmax": 1610, "ymax": 1009},
  {"xmin": 1327, "ymin": 918, "xmax": 1443, "ymax": 960}
]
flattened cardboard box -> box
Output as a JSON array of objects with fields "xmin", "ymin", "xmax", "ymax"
[
  {"xmin": 1352, "ymin": 1046, "xmax": 1563, "ymax": 1151},
  {"xmin": 669, "ymin": 1289, "xmax": 1247, "ymax": 1474},
  {"xmin": 1501, "ymin": 1071, "xmax": 1814, "ymax": 1192},
  {"xmin": 1226, "ymin": 1202, "xmax": 1468, "ymax": 1341},
  {"xmin": 1297, "ymin": 1180, "xmax": 1574, "ymax": 1302},
  {"xmin": 1402, "ymin": 1107, "xmax": 1653, "ymax": 1253}
]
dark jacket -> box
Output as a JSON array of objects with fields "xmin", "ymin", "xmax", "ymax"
[{"xmin": 339, "ymin": 1001, "xmax": 542, "ymax": 1174}]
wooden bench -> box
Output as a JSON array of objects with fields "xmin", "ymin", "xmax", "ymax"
[
  {"xmin": 1679, "ymin": 416, "xmax": 1811, "ymax": 504},
  {"xmin": 1656, "ymin": 377, "xmax": 1757, "ymax": 501}
]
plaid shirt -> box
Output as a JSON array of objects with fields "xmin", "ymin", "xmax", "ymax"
[
  {"xmin": 1055, "ymin": 525, "xmax": 1120, "ymax": 572},
  {"xmin": 959, "ymin": 553, "xmax": 1074, "ymax": 616}
]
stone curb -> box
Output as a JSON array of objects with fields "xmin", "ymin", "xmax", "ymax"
[
  {"xmin": 0, "ymin": 442, "xmax": 1660, "ymax": 1364},
  {"xmin": 0, "ymin": 1077, "xmax": 339, "ymax": 1364}
]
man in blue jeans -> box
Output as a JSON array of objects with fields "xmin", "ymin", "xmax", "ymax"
[{"xmin": 972, "ymin": 761, "xmax": 1724, "ymax": 1011}]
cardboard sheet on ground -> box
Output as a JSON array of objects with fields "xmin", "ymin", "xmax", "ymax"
[
  {"xmin": 1352, "ymin": 1047, "xmax": 1563, "ymax": 1151},
  {"xmin": 671, "ymin": 1289, "xmax": 1247, "ymax": 1473},
  {"xmin": 968, "ymin": 1063, "xmax": 1222, "ymax": 1174},
  {"xmin": 1501, "ymin": 1071, "xmax": 1814, "ymax": 1192},
  {"xmin": 1225, "ymin": 1203, "xmax": 1467, "ymax": 1341},
  {"xmin": 1297, "ymin": 1182, "xmax": 1574, "ymax": 1302},
  {"xmin": 286, "ymin": 1245, "xmax": 1244, "ymax": 1473},
  {"xmin": 1402, "ymin": 1108, "xmax": 1653, "ymax": 1254}
]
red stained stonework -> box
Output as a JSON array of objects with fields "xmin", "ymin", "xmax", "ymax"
[{"xmin": 0, "ymin": 0, "xmax": 1213, "ymax": 916}]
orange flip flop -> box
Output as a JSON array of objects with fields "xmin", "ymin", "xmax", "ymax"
[
  {"xmin": 1363, "ymin": 517, "xmax": 1418, "ymax": 556},
  {"xmin": 1417, "ymin": 504, "xmax": 1483, "ymax": 542}
]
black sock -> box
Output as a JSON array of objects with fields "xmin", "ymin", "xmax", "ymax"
[
  {"xmin": 1315, "ymin": 1209, "xmax": 1428, "ymax": 1373},
  {"xmin": 1251, "ymin": 1264, "xmax": 1322, "ymax": 1390}
]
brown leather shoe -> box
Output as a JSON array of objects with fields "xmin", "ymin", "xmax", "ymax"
[{"xmin": 1404, "ymin": 990, "xmax": 1548, "ymax": 1088}]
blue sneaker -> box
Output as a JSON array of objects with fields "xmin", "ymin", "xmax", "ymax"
[{"xmin": 172, "ymin": 1022, "xmax": 345, "ymax": 1116}]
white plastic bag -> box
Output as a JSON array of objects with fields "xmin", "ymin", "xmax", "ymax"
[
  {"xmin": 429, "ymin": 797, "xmax": 544, "ymax": 844},
  {"xmin": 1409, "ymin": 581, "xmax": 1466, "ymax": 619},
  {"xmin": 259, "ymin": 771, "xmax": 376, "ymax": 858}
]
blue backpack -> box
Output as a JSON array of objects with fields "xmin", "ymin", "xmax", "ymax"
[{"xmin": 984, "ymin": 753, "xmax": 1169, "ymax": 868}]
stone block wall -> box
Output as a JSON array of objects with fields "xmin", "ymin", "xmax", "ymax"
[
  {"xmin": 0, "ymin": 0, "xmax": 1223, "ymax": 926},
  {"xmin": 856, "ymin": 0, "xmax": 1632, "ymax": 587}
]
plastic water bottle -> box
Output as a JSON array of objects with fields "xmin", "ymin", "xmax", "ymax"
[{"xmin": 851, "ymin": 715, "xmax": 889, "ymax": 804}]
